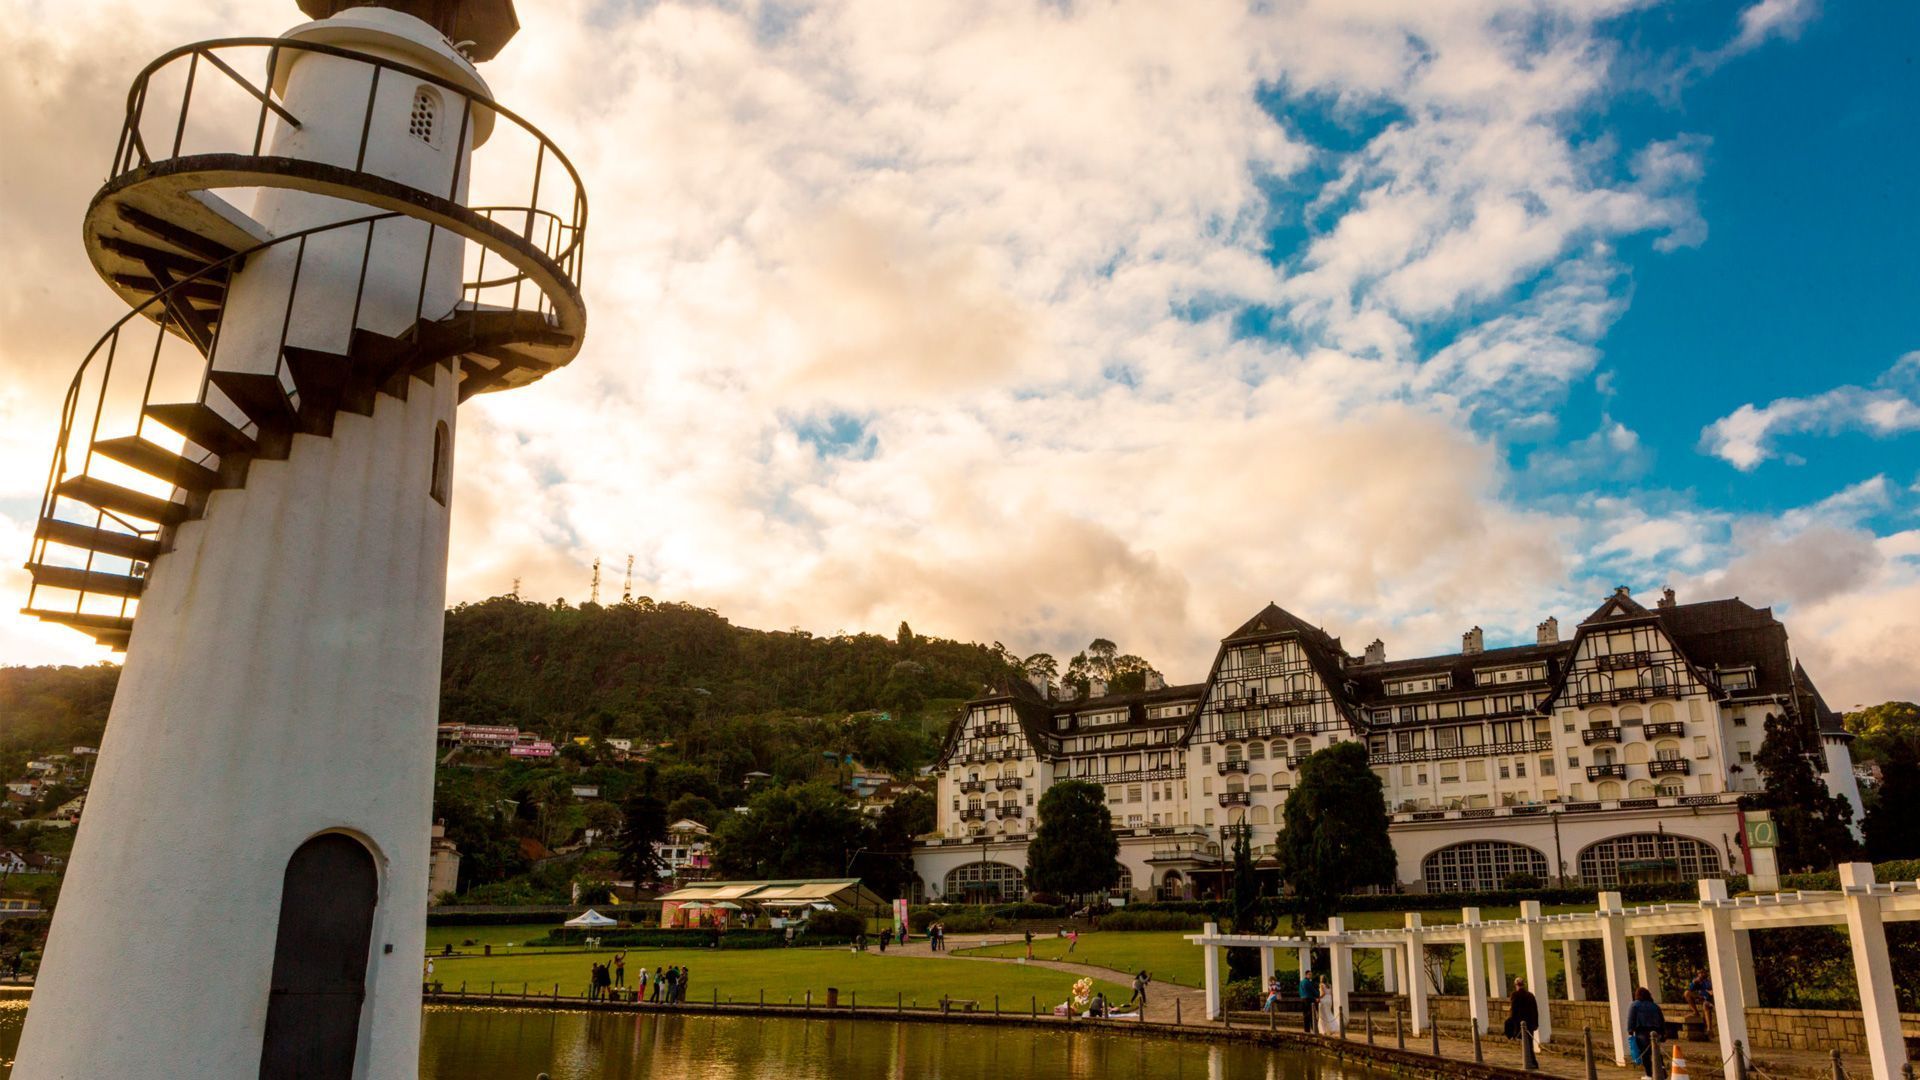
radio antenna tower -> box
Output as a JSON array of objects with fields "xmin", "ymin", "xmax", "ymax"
[
  {"xmin": 590, "ymin": 558, "xmax": 602, "ymax": 605},
  {"xmin": 622, "ymin": 555, "xmax": 634, "ymax": 603}
]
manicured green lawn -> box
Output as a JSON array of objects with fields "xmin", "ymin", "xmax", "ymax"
[
  {"xmin": 959, "ymin": 904, "xmax": 1594, "ymax": 990},
  {"xmin": 429, "ymin": 946, "xmax": 1128, "ymax": 1009}
]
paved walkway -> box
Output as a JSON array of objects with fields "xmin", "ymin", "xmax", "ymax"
[{"xmin": 880, "ymin": 934, "xmax": 1204, "ymax": 1024}]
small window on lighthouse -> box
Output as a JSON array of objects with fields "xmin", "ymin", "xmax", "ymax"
[
  {"xmin": 409, "ymin": 86, "xmax": 440, "ymax": 147},
  {"xmin": 430, "ymin": 421, "xmax": 450, "ymax": 505}
]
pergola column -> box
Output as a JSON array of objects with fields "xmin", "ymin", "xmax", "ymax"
[
  {"xmin": 1259, "ymin": 945, "xmax": 1276, "ymax": 994},
  {"xmin": 1487, "ymin": 941, "xmax": 1509, "ymax": 999},
  {"xmin": 1732, "ymin": 929, "xmax": 1759, "ymax": 1006},
  {"xmin": 1839, "ymin": 863, "xmax": 1911, "ymax": 1080},
  {"xmin": 1632, "ymin": 934, "xmax": 1661, "ymax": 999},
  {"xmin": 1405, "ymin": 914, "xmax": 1430, "ymax": 1035},
  {"xmin": 1297, "ymin": 945, "xmax": 1313, "ymax": 981},
  {"xmin": 1202, "ymin": 922, "xmax": 1223, "ymax": 1021},
  {"xmin": 1520, "ymin": 900, "xmax": 1552, "ymax": 1045},
  {"xmin": 1462, "ymin": 907, "xmax": 1490, "ymax": 1035},
  {"xmin": 1598, "ymin": 892, "xmax": 1633, "ymax": 1066},
  {"xmin": 1381, "ymin": 946, "xmax": 1399, "ymax": 993},
  {"xmin": 1327, "ymin": 917, "xmax": 1352, "ymax": 1033},
  {"xmin": 1698, "ymin": 880, "xmax": 1751, "ymax": 1077},
  {"xmin": 1563, "ymin": 938, "xmax": 1586, "ymax": 1000}
]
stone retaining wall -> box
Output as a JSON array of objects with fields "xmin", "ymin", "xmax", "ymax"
[{"xmin": 1425, "ymin": 994, "xmax": 1920, "ymax": 1054}]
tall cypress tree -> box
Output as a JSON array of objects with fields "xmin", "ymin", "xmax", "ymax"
[
  {"xmin": 1279, "ymin": 742, "xmax": 1396, "ymax": 930},
  {"xmin": 1749, "ymin": 712, "xmax": 1857, "ymax": 871},
  {"xmin": 1026, "ymin": 780, "xmax": 1119, "ymax": 904}
]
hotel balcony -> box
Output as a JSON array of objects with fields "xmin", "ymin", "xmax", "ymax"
[
  {"xmin": 958, "ymin": 780, "xmax": 987, "ymax": 793},
  {"xmin": 960, "ymin": 808, "xmax": 986, "ymax": 822},
  {"xmin": 1218, "ymin": 791, "xmax": 1251, "ymax": 807},
  {"xmin": 1585, "ymin": 764, "xmax": 1627, "ymax": 781},
  {"xmin": 996, "ymin": 805, "xmax": 1023, "ymax": 819},
  {"xmin": 994, "ymin": 777, "xmax": 1023, "ymax": 791},
  {"xmin": 1648, "ymin": 758, "xmax": 1692, "ymax": 777},
  {"xmin": 1643, "ymin": 722, "xmax": 1687, "ymax": 738},
  {"xmin": 1581, "ymin": 726, "xmax": 1622, "ymax": 745},
  {"xmin": 1217, "ymin": 760, "xmax": 1250, "ymax": 775}
]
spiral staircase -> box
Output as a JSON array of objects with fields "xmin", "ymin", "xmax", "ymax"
[{"xmin": 23, "ymin": 37, "xmax": 587, "ymax": 651}]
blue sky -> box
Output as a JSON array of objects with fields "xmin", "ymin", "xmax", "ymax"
[{"xmin": 1, "ymin": 0, "xmax": 1915, "ymax": 706}]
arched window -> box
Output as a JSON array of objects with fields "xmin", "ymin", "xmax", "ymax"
[
  {"xmin": 1577, "ymin": 833, "xmax": 1723, "ymax": 886},
  {"xmin": 1654, "ymin": 739, "xmax": 1682, "ymax": 761},
  {"xmin": 1651, "ymin": 702, "xmax": 1676, "ymax": 724},
  {"xmin": 1227, "ymin": 805, "xmax": 1247, "ymax": 826},
  {"xmin": 1225, "ymin": 776, "xmax": 1244, "ymax": 793},
  {"xmin": 1594, "ymin": 747, "xmax": 1616, "ymax": 766},
  {"xmin": 1248, "ymin": 805, "xmax": 1270, "ymax": 825},
  {"xmin": 1421, "ymin": 840, "xmax": 1550, "ymax": 892},
  {"xmin": 1655, "ymin": 776, "xmax": 1686, "ymax": 798},
  {"xmin": 1110, "ymin": 866, "xmax": 1133, "ymax": 898},
  {"xmin": 1292, "ymin": 737, "xmax": 1312, "ymax": 760},
  {"xmin": 409, "ymin": 85, "xmax": 441, "ymax": 146},
  {"xmin": 1623, "ymin": 743, "xmax": 1649, "ymax": 765},
  {"xmin": 1596, "ymin": 780, "xmax": 1623, "ymax": 801},
  {"xmin": 429, "ymin": 420, "xmax": 451, "ymax": 505},
  {"xmin": 1619, "ymin": 705, "xmax": 1644, "ymax": 724},
  {"xmin": 1587, "ymin": 708, "xmax": 1613, "ymax": 727},
  {"xmin": 944, "ymin": 861, "xmax": 1025, "ymax": 901},
  {"xmin": 1248, "ymin": 773, "xmax": 1267, "ymax": 792},
  {"xmin": 1225, "ymin": 743, "xmax": 1242, "ymax": 762},
  {"xmin": 1628, "ymin": 780, "xmax": 1656, "ymax": 799},
  {"xmin": 1248, "ymin": 741, "xmax": 1266, "ymax": 760}
]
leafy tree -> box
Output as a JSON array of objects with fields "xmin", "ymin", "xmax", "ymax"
[
  {"xmin": 712, "ymin": 782, "xmax": 871, "ymax": 879},
  {"xmin": 866, "ymin": 789, "xmax": 936, "ymax": 898},
  {"xmin": 1846, "ymin": 701, "xmax": 1920, "ymax": 765},
  {"xmin": 1864, "ymin": 739, "xmax": 1920, "ymax": 861},
  {"xmin": 665, "ymin": 793, "xmax": 721, "ymax": 826},
  {"xmin": 1026, "ymin": 780, "xmax": 1118, "ymax": 902},
  {"xmin": 1278, "ymin": 742, "xmax": 1395, "ymax": 931},
  {"xmin": 1747, "ymin": 712, "xmax": 1857, "ymax": 871},
  {"xmin": 1022, "ymin": 653, "xmax": 1058, "ymax": 683}
]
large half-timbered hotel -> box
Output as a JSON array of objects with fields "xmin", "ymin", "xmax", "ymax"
[{"xmin": 912, "ymin": 588, "xmax": 1862, "ymax": 902}]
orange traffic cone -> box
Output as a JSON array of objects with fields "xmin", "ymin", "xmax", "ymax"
[{"xmin": 1670, "ymin": 1043, "xmax": 1691, "ymax": 1079}]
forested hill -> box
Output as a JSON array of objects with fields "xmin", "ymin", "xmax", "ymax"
[
  {"xmin": 0, "ymin": 596, "xmax": 1022, "ymax": 756},
  {"xmin": 437, "ymin": 595, "xmax": 1020, "ymax": 737}
]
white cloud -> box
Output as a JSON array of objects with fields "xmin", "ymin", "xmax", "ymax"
[
  {"xmin": 1729, "ymin": 0, "xmax": 1819, "ymax": 54},
  {"xmin": 1700, "ymin": 353, "xmax": 1920, "ymax": 470},
  {"xmin": 0, "ymin": 0, "xmax": 1910, "ymax": 708}
]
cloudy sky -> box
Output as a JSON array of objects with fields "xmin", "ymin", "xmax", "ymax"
[{"xmin": 2, "ymin": 0, "xmax": 1915, "ymax": 707}]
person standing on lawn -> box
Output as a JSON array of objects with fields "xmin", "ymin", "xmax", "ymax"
[
  {"xmin": 614, "ymin": 953, "xmax": 626, "ymax": 989},
  {"xmin": 1025, "ymin": 929, "xmax": 1034, "ymax": 960}
]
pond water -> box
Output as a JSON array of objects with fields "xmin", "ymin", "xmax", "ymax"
[{"xmin": 0, "ymin": 1002, "xmax": 1400, "ymax": 1079}]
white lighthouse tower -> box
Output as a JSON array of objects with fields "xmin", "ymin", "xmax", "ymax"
[{"xmin": 15, "ymin": 3, "xmax": 585, "ymax": 1076}]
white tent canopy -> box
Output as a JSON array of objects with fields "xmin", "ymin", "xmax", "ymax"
[{"xmin": 563, "ymin": 908, "xmax": 617, "ymax": 928}]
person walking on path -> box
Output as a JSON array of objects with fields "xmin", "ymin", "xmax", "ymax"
[
  {"xmin": 1505, "ymin": 977, "xmax": 1539, "ymax": 1042},
  {"xmin": 1298, "ymin": 970, "xmax": 1321, "ymax": 1033},
  {"xmin": 614, "ymin": 953, "xmax": 626, "ymax": 989},
  {"xmin": 1067, "ymin": 929, "xmax": 1078, "ymax": 954},
  {"xmin": 1626, "ymin": 986, "xmax": 1665, "ymax": 1078},
  {"xmin": 1025, "ymin": 929, "xmax": 1034, "ymax": 960},
  {"xmin": 879, "ymin": 927, "xmax": 889, "ymax": 952},
  {"xmin": 1128, "ymin": 970, "xmax": 1151, "ymax": 1012}
]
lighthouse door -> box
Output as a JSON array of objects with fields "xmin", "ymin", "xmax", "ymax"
[{"xmin": 259, "ymin": 833, "xmax": 379, "ymax": 1079}]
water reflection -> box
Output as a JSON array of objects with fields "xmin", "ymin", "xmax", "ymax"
[
  {"xmin": 0, "ymin": 1002, "xmax": 1393, "ymax": 1079},
  {"xmin": 419, "ymin": 1007, "xmax": 1395, "ymax": 1080}
]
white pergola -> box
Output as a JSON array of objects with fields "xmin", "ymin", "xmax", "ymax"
[{"xmin": 1188, "ymin": 863, "xmax": 1919, "ymax": 1080}]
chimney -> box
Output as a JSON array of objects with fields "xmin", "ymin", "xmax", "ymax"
[
  {"xmin": 1536, "ymin": 617, "xmax": 1559, "ymax": 646},
  {"xmin": 1658, "ymin": 587, "xmax": 1677, "ymax": 609},
  {"xmin": 1028, "ymin": 672, "xmax": 1052, "ymax": 698},
  {"xmin": 1462, "ymin": 626, "xmax": 1484, "ymax": 655},
  {"xmin": 1363, "ymin": 639, "xmax": 1386, "ymax": 665},
  {"xmin": 1144, "ymin": 671, "xmax": 1165, "ymax": 691},
  {"xmin": 1089, "ymin": 677, "xmax": 1109, "ymax": 698}
]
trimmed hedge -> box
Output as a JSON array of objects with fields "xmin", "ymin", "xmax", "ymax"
[
  {"xmin": 1095, "ymin": 909, "xmax": 1208, "ymax": 932},
  {"xmin": 1779, "ymin": 860, "xmax": 1920, "ymax": 892},
  {"xmin": 526, "ymin": 928, "xmax": 853, "ymax": 950}
]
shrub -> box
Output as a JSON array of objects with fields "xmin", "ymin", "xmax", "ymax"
[
  {"xmin": 989, "ymin": 902, "xmax": 1069, "ymax": 920},
  {"xmin": 803, "ymin": 910, "xmax": 865, "ymax": 938},
  {"xmin": 1502, "ymin": 872, "xmax": 1545, "ymax": 890},
  {"xmin": 1095, "ymin": 909, "xmax": 1207, "ymax": 932},
  {"xmin": 1223, "ymin": 977, "xmax": 1264, "ymax": 1011}
]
